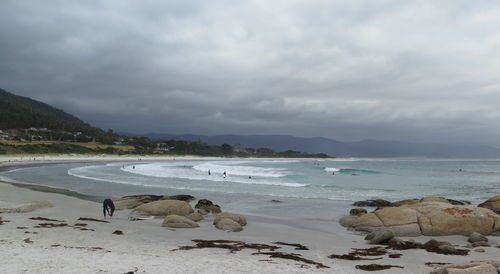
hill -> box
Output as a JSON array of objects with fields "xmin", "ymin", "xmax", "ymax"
[
  {"xmin": 0, "ymin": 88, "xmax": 118, "ymax": 144},
  {"xmin": 146, "ymin": 133, "xmax": 500, "ymax": 158}
]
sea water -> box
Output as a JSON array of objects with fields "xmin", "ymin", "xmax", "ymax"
[{"xmin": 1, "ymin": 158, "xmax": 500, "ymax": 222}]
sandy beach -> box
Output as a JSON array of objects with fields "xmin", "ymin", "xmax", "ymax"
[{"xmin": 1, "ymin": 156, "xmax": 500, "ymax": 274}]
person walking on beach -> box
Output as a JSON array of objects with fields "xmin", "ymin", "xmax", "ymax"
[{"xmin": 103, "ymin": 198, "xmax": 115, "ymax": 218}]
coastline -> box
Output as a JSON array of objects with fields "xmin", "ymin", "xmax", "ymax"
[{"xmin": 1, "ymin": 156, "xmax": 500, "ymax": 273}]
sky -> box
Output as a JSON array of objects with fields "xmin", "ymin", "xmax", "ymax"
[{"xmin": 1, "ymin": 0, "xmax": 500, "ymax": 146}]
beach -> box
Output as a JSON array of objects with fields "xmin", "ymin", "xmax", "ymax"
[{"xmin": 1, "ymin": 156, "xmax": 500, "ymax": 274}]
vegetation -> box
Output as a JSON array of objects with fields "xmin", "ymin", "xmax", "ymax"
[
  {"xmin": 0, "ymin": 88, "xmax": 331, "ymax": 157},
  {"xmin": 0, "ymin": 88, "xmax": 120, "ymax": 144}
]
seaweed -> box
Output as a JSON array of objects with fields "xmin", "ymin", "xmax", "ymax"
[
  {"xmin": 77, "ymin": 217, "xmax": 109, "ymax": 223},
  {"xmin": 174, "ymin": 239, "xmax": 281, "ymax": 253},
  {"xmin": 29, "ymin": 217, "xmax": 65, "ymax": 222},
  {"xmin": 112, "ymin": 230, "xmax": 124, "ymax": 235},
  {"xmin": 253, "ymin": 252, "xmax": 329, "ymax": 269},
  {"xmin": 355, "ymin": 264, "xmax": 404, "ymax": 271},
  {"xmin": 272, "ymin": 241, "xmax": 309, "ymax": 250}
]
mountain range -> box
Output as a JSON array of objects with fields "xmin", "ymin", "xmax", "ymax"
[{"xmin": 145, "ymin": 133, "xmax": 500, "ymax": 158}]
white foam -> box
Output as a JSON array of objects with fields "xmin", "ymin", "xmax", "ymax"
[
  {"xmin": 325, "ymin": 167, "xmax": 340, "ymax": 173},
  {"xmin": 193, "ymin": 162, "xmax": 288, "ymax": 178},
  {"xmin": 121, "ymin": 162, "xmax": 306, "ymax": 187}
]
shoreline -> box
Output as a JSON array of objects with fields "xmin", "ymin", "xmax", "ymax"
[{"xmin": 1, "ymin": 156, "xmax": 500, "ymax": 273}]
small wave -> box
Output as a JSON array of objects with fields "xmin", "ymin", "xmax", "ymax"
[{"xmin": 324, "ymin": 167, "xmax": 379, "ymax": 175}]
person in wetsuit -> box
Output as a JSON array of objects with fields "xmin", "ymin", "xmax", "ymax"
[{"xmin": 103, "ymin": 198, "xmax": 115, "ymax": 218}]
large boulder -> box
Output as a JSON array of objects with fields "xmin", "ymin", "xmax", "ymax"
[
  {"xmin": 214, "ymin": 212, "xmax": 247, "ymax": 226},
  {"xmin": 132, "ymin": 200, "xmax": 194, "ymax": 217},
  {"xmin": 410, "ymin": 202, "xmax": 497, "ymax": 236},
  {"xmin": 478, "ymin": 195, "xmax": 500, "ymax": 214},
  {"xmin": 161, "ymin": 215, "xmax": 199, "ymax": 228},
  {"xmin": 214, "ymin": 218, "xmax": 243, "ymax": 232},
  {"xmin": 114, "ymin": 195, "xmax": 163, "ymax": 210},
  {"xmin": 340, "ymin": 201, "xmax": 500, "ymax": 236},
  {"xmin": 430, "ymin": 262, "xmax": 497, "ymax": 274}
]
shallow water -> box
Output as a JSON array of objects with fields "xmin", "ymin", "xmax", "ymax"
[{"xmin": 1, "ymin": 158, "xmax": 499, "ymax": 221}]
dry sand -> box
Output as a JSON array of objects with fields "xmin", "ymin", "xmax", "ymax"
[{"xmin": 1, "ymin": 155, "xmax": 500, "ymax": 274}]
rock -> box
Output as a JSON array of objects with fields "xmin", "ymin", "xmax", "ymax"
[
  {"xmin": 214, "ymin": 212, "xmax": 247, "ymax": 226},
  {"xmin": 447, "ymin": 199, "xmax": 471, "ymax": 205},
  {"xmin": 350, "ymin": 208, "xmax": 367, "ymax": 216},
  {"xmin": 468, "ymin": 232, "xmax": 488, "ymax": 243},
  {"xmin": 353, "ymin": 199, "xmax": 395, "ymax": 207},
  {"xmin": 386, "ymin": 224, "xmax": 422, "ymax": 237},
  {"xmin": 197, "ymin": 209, "xmax": 209, "ymax": 215},
  {"xmin": 364, "ymin": 232, "xmax": 376, "ymax": 241},
  {"xmin": 195, "ymin": 199, "xmax": 213, "ymax": 209},
  {"xmin": 208, "ymin": 205, "xmax": 222, "ymax": 214},
  {"xmin": 0, "ymin": 201, "xmax": 53, "ymax": 213},
  {"xmin": 194, "ymin": 199, "xmax": 221, "ymax": 213},
  {"xmin": 374, "ymin": 206, "xmax": 418, "ymax": 226},
  {"xmin": 161, "ymin": 215, "xmax": 199, "ymax": 228},
  {"xmin": 214, "ymin": 218, "xmax": 243, "ymax": 232},
  {"xmin": 420, "ymin": 197, "xmax": 450, "ymax": 204},
  {"xmin": 341, "ymin": 200, "xmax": 500, "ymax": 236},
  {"xmin": 411, "ymin": 203, "xmax": 498, "ymax": 236},
  {"xmin": 132, "ymin": 200, "xmax": 194, "ymax": 217},
  {"xmin": 430, "ymin": 262, "xmax": 497, "ymax": 274},
  {"xmin": 356, "ymin": 213, "xmax": 384, "ymax": 228},
  {"xmin": 186, "ymin": 212, "xmax": 204, "ymax": 222},
  {"xmin": 393, "ymin": 199, "xmax": 420, "ymax": 207},
  {"xmin": 478, "ymin": 195, "xmax": 500, "ymax": 214},
  {"xmin": 474, "ymin": 248, "xmax": 485, "ymax": 253},
  {"xmin": 114, "ymin": 195, "xmax": 163, "ymax": 210},
  {"xmin": 368, "ymin": 229, "xmax": 395, "ymax": 244},
  {"xmin": 438, "ymin": 244, "xmax": 456, "ymax": 253},
  {"xmin": 162, "ymin": 194, "xmax": 195, "ymax": 201},
  {"xmin": 339, "ymin": 215, "xmax": 360, "ymax": 227}
]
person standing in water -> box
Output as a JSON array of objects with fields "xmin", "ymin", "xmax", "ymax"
[
  {"xmin": 103, "ymin": 198, "xmax": 115, "ymax": 218},
  {"xmin": 223, "ymin": 171, "xmax": 227, "ymax": 179},
  {"xmin": 208, "ymin": 169, "xmax": 211, "ymax": 175}
]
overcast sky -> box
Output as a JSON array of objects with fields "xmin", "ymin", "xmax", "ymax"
[{"xmin": 1, "ymin": 1, "xmax": 500, "ymax": 146}]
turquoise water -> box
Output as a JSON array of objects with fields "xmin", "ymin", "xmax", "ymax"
[{"xmin": 1, "ymin": 158, "xmax": 499, "ymax": 219}]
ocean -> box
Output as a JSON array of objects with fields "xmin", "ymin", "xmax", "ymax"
[{"xmin": 1, "ymin": 158, "xmax": 499, "ymax": 222}]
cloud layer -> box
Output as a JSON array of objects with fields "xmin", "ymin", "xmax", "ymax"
[{"xmin": 1, "ymin": 0, "xmax": 500, "ymax": 145}]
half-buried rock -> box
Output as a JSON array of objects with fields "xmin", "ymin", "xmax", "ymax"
[
  {"xmin": 131, "ymin": 200, "xmax": 194, "ymax": 217},
  {"xmin": 215, "ymin": 218, "xmax": 243, "ymax": 232},
  {"xmin": 186, "ymin": 212, "xmax": 204, "ymax": 222},
  {"xmin": 213, "ymin": 212, "xmax": 247, "ymax": 232},
  {"xmin": 162, "ymin": 215, "xmax": 199, "ymax": 228}
]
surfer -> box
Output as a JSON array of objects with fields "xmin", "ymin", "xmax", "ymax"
[
  {"xmin": 208, "ymin": 169, "xmax": 211, "ymax": 175},
  {"xmin": 223, "ymin": 171, "xmax": 227, "ymax": 179}
]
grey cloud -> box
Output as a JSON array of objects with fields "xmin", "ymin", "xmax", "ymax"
[{"xmin": 1, "ymin": 0, "xmax": 500, "ymax": 146}]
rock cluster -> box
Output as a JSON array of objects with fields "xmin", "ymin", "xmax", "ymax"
[
  {"xmin": 340, "ymin": 196, "xmax": 500, "ymax": 236},
  {"xmin": 116, "ymin": 194, "xmax": 247, "ymax": 232}
]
